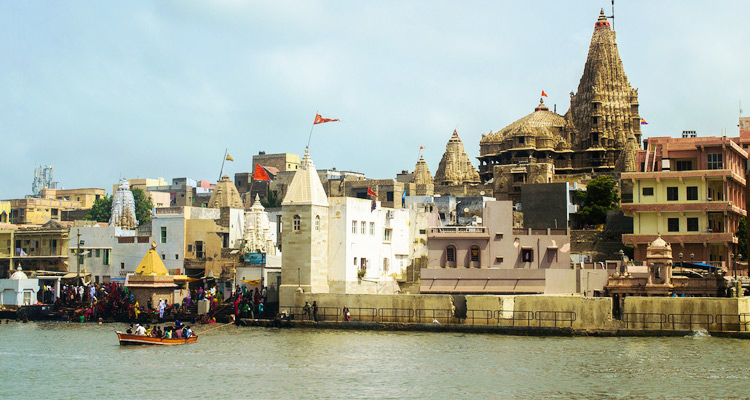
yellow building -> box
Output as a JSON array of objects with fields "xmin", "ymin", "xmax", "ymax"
[
  {"xmin": 40, "ymin": 188, "xmax": 105, "ymax": 209},
  {"xmin": 9, "ymin": 197, "xmax": 82, "ymax": 225},
  {"xmin": 112, "ymin": 177, "xmax": 169, "ymax": 196},
  {"xmin": 0, "ymin": 201, "xmax": 9, "ymax": 223},
  {"xmin": 0, "ymin": 226, "xmax": 17, "ymax": 277},
  {"xmin": 621, "ymin": 136, "xmax": 747, "ymax": 269},
  {"xmin": 5, "ymin": 221, "xmax": 70, "ymax": 274}
]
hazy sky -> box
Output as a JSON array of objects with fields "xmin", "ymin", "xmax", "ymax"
[{"xmin": 2, "ymin": 1, "xmax": 748, "ymax": 198}]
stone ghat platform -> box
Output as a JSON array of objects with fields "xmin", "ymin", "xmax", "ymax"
[{"xmin": 237, "ymin": 319, "xmax": 750, "ymax": 339}]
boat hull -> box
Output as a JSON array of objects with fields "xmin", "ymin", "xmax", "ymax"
[{"xmin": 116, "ymin": 331, "xmax": 197, "ymax": 346}]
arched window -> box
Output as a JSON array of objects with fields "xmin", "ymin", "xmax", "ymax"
[
  {"xmin": 470, "ymin": 245, "xmax": 480, "ymax": 264},
  {"xmin": 314, "ymin": 215, "xmax": 320, "ymax": 231},
  {"xmin": 445, "ymin": 245, "xmax": 456, "ymax": 268},
  {"xmin": 293, "ymin": 215, "xmax": 301, "ymax": 232}
]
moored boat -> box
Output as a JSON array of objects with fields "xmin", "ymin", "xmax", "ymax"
[{"xmin": 116, "ymin": 331, "xmax": 198, "ymax": 346}]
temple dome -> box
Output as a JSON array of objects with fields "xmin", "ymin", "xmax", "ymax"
[
  {"xmin": 208, "ymin": 176, "xmax": 244, "ymax": 209},
  {"xmin": 134, "ymin": 242, "xmax": 169, "ymax": 276},
  {"xmin": 649, "ymin": 235, "xmax": 669, "ymax": 249},
  {"xmin": 481, "ymin": 98, "xmax": 569, "ymax": 146},
  {"xmin": 10, "ymin": 267, "xmax": 28, "ymax": 280}
]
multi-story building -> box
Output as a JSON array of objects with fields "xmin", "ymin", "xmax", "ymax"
[
  {"xmin": 620, "ymin": 135, "xmax": 747, "ymax": 267},
  {"xmin": 11, "ymin": 221, "xmax": 70, "ymax": 273},
  {"xmin": 8, "ymin": 197, "xmax": 82, "ymax": 225},
  {"xmin": 39, "ymin": 188, "xmax": 105, "ymax": 209},
  {"xmin": 421, "ymin": 200, "xmax": 578, "ymax": 295},
  {"xmin": 0, "ymin": 201, "xmax": 9, "ymax": 223}
]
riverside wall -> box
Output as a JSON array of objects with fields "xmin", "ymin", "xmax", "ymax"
[{"xmin": 287, "ymin": 292, "xmax": 750, "ymax": 333}]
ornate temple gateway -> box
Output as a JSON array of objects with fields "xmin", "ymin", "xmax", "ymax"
[{"xmin": 477, "ymin": 10, "xmax": 641, "ymax": 199}]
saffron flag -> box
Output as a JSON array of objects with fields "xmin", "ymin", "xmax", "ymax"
[
  {"xmin": 252, "ymin": 164, "xmax": 271, "ymax": 181},
  {"xmin": 640, "ymin": 118, "xmax": 648, "ymax": 125},
  {"xmin": 314, "ymin": 114, "xmax": 340, "ymax": 124},
  {"xmin": 420, "ymin": 146, "xmax": 424, "ymax": 150},
  {"xmin": 367, "ymin": 187, "xmax": 378, "ymax": 198},
  {"xmin": 226, "ymin": 154, "xmax": 234, "ymax": 162},
  {"xmin": 541, "ymin": 90, "xmax": 548, "ymax": 97}
]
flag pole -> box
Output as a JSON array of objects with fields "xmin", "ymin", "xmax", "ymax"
[
  {"xmin": 219, "ymin": 148, "xmax": 227, "ymax": 181},
  {"xmin": 306, "ymin": 111, "xmax": 318, "ymax": 149}
]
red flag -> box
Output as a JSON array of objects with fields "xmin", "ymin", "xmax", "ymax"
[
  {"xmin": 419, "ymin": 146, "xmax": 424, "ymax": 150},
  {"xmin": 314, "ymin": 114, "xmax": 340, "ymax": 124},
  {"xmin": 367, "ymin": 187, "xmax": 378, "ymax": 198},
  {"xmin": 541, "ymin": 90, "xmax": 548, "ymax": 97},
  {"xmin": 252, "ymin": 164, "xmax": 271, "ymax": 181}
]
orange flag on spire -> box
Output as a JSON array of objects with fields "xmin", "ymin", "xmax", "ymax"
[
  {"xmin": 367, "ymin": 187, "xmax": 378, "ymax": 198},
  {"xmin": 314, "ymin": 114, "xmax": 340, "ymax": 124},
  {"xmin": 541, "ymin": 90, "xmax": 548, "ymax": 97}
]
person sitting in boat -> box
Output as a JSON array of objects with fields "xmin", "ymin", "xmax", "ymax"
[
  {"xmin": 152, "ymin": 326, "xmax": 162, "ymax": 338},
  {"xmin": 126, "ymin": 324, "xmax": 134, "ymax": 334},
  {"xmin": 135, "ymin": 324, "xmax": 146, "ymax": 336},
  {"xmin": 185, "ymin": 326, "xmax": 193, "ymax": 338},
  {"xmin": 174, "ymin": 326, "xmax": 183, "ymax": 339}
]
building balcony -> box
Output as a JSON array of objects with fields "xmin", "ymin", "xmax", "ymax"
[
  {"xmin": 622, "ymin": 232, "xmax": 737, "ymax": 246},
  {"xmin": 622, "ymin": 169, "xmax": 746, "ymax": 185},
  {"xmin": 621, "ymin": 201, "xmax": 746, "ymax": 216},
  {"xmin": 428, "ymin": 226, "xmax": 489, "ymax": 239}
]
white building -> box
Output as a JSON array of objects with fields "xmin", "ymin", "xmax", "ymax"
[
  {"xmin": 279, "ymin": 148, "xmax": 433, "ymax": 305},
  {"xmin": 0, "ymin": 267, "xmax": 39, "ymax": 306}
]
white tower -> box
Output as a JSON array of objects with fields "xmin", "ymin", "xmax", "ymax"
[
  {"xmin": 279, "ymin": 148, "xmax": 329, "ymax": 306},
  {"xmin": 110, "ymin": 178, "xmax": 138, "ymax": 230}
]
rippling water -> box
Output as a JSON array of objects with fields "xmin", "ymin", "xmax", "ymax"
[{"xmin": 2, "ymin": 322, "xmax": 749, "ymax": 399}]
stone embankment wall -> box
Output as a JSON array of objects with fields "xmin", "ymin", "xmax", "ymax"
[
  {"xmin": 289, "ymin": 292, "xmax": 750, "ymax": 333},
  {"xmin": 570, "ymin": 229, "xmax": 632, "ymax": 262}
]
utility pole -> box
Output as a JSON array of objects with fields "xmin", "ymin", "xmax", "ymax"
[{"xmin": 76, "ymin": 229, "xmax": 81, "ymax": 280}]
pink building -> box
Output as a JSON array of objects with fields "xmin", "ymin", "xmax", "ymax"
[{"xmin": 421, "ymin": 201, "xmax": 577, "ymax": 295}]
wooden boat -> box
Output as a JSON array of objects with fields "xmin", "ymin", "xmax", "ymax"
[{"xmin": 115, "ymin": 331, "xmax": 198, "ymax": 346}]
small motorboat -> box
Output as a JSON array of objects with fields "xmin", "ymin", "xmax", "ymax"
[{"xmin": 115, "ymin": 331, "xmax": 198, "ymax": 346}]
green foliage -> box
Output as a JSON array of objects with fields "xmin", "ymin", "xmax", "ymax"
[
  {"xmin": 132, "ymin": 188, "xmax": 154, "ymax": 225},
  {"xmin": 84, "ymin": 195, "xmax": 113, "ymax": 223},
  {"xmin": 83, "ymin": 188, "xmax": 153, "ymax": 226},
  {"xmin": 737, "ymin": 217, "xmax": 747, "ymax": 261},
  {"xmin": 578, "ymin": 176, "xmax": 620, "ymax": 226},
  {"xmin": 261, "ymin": 190, "xmax": 282, "ymax": 208}
]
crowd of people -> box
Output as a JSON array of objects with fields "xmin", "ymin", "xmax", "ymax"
[{"xmin": 232, "ymin": 285, "xmax": 268, "ymax": 319}]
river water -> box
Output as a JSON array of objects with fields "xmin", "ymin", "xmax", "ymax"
[{"xmin": 1, "ymin": 322, "xmax": 749, "ymax": 399}]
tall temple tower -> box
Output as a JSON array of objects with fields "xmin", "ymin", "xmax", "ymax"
[
  {"xmin": 434, "ymin": 130, "xmax": 481, "ymax": 186},
  {"xmin": 279, "ymin": 148, "xmax": 329, "ymax": 306},
  {"xmin": 567, "ymin": 9, "xmax": 641, "ymax": 171},
  {"xmin": 110, "ymin": 179, "xmax": 138, "ymax": 230}
]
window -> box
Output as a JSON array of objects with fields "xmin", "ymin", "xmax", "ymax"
[
  {"xmin": 293, "ymin": 215, "xmax": 301, "ymax": 232},
  {"xmin": 314, "ymin": 215, "xmax": 320, "ymax": 231},
  {"xmin": 353, "ymin": 257, "xmax": 357, "ymax": 266},
  {"xmin": 470, "ymin": 246, "xmax": 480, "ymax": 262},
  {"xmin": 521, "ymin": 249, "xmax": 534, "ymax": 263},
  {"xmin": 686, "ymin": 186, "xmax": 698, "ymax": 201},
  {"xmin": 642, "ymin": 187, "xmax": 654, "ymax": 196},
  {"xmin": 162, "ymin": 253, "xmax": 166, "ymax": 260},
  {"xmin": 513, "ymin": 174, "xmax": 525, "ymax": 183},
  {"xmin": 187, "ymin": 244, "xmax": 193, "ymax": 252},
  {"xmin": 419, "ymin": 229, "xmax": 426, "ymax": 235},
  {"xmin": 103, "ymin": 249, "xmax": 110, "ymax": 265},
  {"xmin": 675, "ymin": 160, "xmax": 693, "ymax": 171},
  {"xmin": 518, "ymin": 136, "xmax": 525, "ymax": 144},
  {"xmin": 95, "ymin": 249, "xmax": 101, "ymax": 258},
  {"xmin": 360, "ymin": 258, "xmax": 367, "ymax": 270},
  {"xmin": 384, "ymin": 228, "xmax": 392, "ymax": 242},
  {"xmin": 667, "ymin": 187, "xmax": 679, "ymax": 201},
  {"xmin": 446, "ymin": 246, "xmax": 456, "ymax": 262},
  {"xmin": 495, "ymin": 257, "xmax": 504, "ymax": 263},
  {"xmin": 667, "ymin": 218, "xmax": 680, "ymax": 232},
  {"xmin": 352, "ymin": 220, "xmax": 357, "ymax": 234},
  {"xmin": 87, "ymin": 250, "xmax": 92, "ymax": 258},
  {"xmin": 195, "ymin": 241, "xmax": 205, "ymax": 259},
  {"xmin": 386, "ymin": 192, "xmax": 394, "ymax": 202},
  {"xmin": 370, "ymin": 222, "xmax": 375, "ymax": 235},
  {"xmin": 160, "ymin": 227, "xmax": 167, "ymax": 243},
  {"xmin": 361, "ymin": 221, "xmax": 366, "ymax": 234},
  {"xmin": 687, "ymin": 217, "xmax": 699, "ymax": 232},
  {"xmin": 707, "ymin": 153, "xmax": 723, "ymax": 170},
  {"xmin": 175, "ymin": 254, "xmax": 179, "ymax": 260},
  {"xmin": 120, "ymin": 262, "xmax": 125, "ymax": 270}
]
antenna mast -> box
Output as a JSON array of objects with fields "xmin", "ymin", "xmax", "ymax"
[{"xmin": 608, "ymin": 0, "xmax": 615, "ymax": 30}]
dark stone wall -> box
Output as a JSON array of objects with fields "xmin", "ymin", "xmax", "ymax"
[{"xmin": 520, "ymin": 183, "xmax": 568, "ymax": 229}]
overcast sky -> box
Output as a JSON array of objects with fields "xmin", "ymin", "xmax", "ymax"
[{"xmin": 2, "ymin": 1, "xmax": 748, "ymax": 198}]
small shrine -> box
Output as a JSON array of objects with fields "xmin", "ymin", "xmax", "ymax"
[
  {"xmin": 125, "ymin": 242, "xmax": 176, "ymax": 307},
  {"xmin": 0, "ymin": 266, "xmax": 40, "ymax": 306}
]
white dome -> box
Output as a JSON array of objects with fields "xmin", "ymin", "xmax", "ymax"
[{"xmin": 10, "ymin": 267, "xmax": 28, "ymax": 280}]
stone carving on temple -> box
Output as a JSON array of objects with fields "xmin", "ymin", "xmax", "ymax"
[
  {"xmin": 434, "ymin": 130, "xmax": 480, "ymax": 186},
  {"xmin": 109, "ymin": 178, "xmax": 138, "ymax": 230}
]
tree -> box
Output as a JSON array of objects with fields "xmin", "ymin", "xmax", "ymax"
[
  {"xmin": 261, "ymin": 190, "xmax": 282, "ymax": 208},
  {"xmin": 84, "ymin": 195, "xmax": 113, "ymax": 223},
  {"xmin": 577, "ymin": 175, "xmax": 620, "ymax": 226},
  {"xmin": 132, "ymin": 188, "xmax": 154, "ymax": 225},
  {"xmin": 83, "ymin": 188, "xmax": 153, "ymax": 226},
  {"xmin": 737, "ymin": 217, "xmax": 747, "ymax": 261}
]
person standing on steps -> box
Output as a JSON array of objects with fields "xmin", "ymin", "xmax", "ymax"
[{"xmin": 312, "ymin": 301, "xmax": 319, "ymax": 322}]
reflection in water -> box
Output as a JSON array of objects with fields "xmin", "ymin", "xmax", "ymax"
[{"xmin": 1, "ymin": 322, "xmax": 749, "ymax": 399}]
